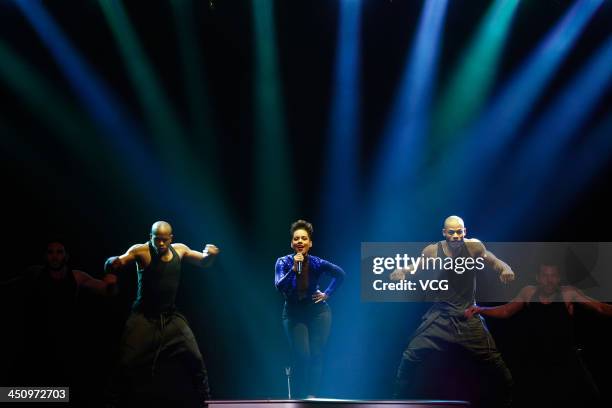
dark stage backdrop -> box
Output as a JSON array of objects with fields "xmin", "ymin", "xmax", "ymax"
[{"xmin": 1, "ymin": 0, "xmax": 611, "ymax": 404}]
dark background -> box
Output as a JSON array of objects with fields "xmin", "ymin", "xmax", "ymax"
[{"xmin": 1, "ymin": 0, "xmax": 611, "ymax": 405}]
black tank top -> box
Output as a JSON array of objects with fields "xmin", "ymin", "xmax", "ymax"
[
  {"xmin": 31, "ymin": 266, "xmax": 78, "ymax": 347},
  {"xmin": 525, "ymin": 289, "xmax": 575, "ymax": 362},
  {"xmin": 133, "ymin": 243, "xmax": 182, "ymax": 314},
  {"xmin": 429, "ymin": 241, "xmax": 476, "ymax": 312},
  {"xmin": 33, "ymin": 266, "xmax": 79, "ymax": 312}
]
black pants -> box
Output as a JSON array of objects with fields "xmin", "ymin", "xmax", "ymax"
[
  {"xmin": 106, "ymin": 311, "xmax": 210, "ymax": 406},
  {"xmin": 282, "ymin": 301, "xmax": 332, "ymax": 398},
  {"xmin": 395, "ymin": 308, "xmax": 513, "ymax": 407}
]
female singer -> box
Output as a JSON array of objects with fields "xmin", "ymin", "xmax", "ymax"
[{"xmin": 274, "ymin": 219, "xmax": 345, "ymax": 398}]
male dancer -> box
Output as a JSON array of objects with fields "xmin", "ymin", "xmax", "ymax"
[
  {"xmin": 104, "ymin": 221, "xmax": 219, "ymax": 407},
  {"xmin": 6, "ymin": 239, "xmax": 117, "ymax": 402},
  {"xmin": 392, "ymin": 215, "xmax": 515, "ymax": 407},
  {"xmin": 465, "ymin": 262, "xmax": 612, "ymax": 406},
  {"xmin": 3, "ymin": 239, "xmax": 117, "ymax": 293}
]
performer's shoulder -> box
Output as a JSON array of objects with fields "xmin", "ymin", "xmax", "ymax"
[
  {"xmin": 171, "ymin": 243, "xmax": 190, "ymax": 255},
  {"xmin": 72, "ymin": 269, "xmax": 91, "ymax": 284},
  {"xmin": 308, "ymin": 254, "xmax": 323, "ymax": 265},
  {"xmin": 519, "ymin": 285, "xmax": 538, "ymax": 301},
  {"xmin": 276, "ymin": 254, "xmax": 293, "ymax": 264},
  {"xmin": 464, "ymin": 239, "xmax": 486, "ymax": 253},
  {"xmin": 560, "ymin": 285, "xmax": 578, "ymax": 298},
  {"xmin": 464, "ymin": 238, "xmax": 484, "ymax": 247},
  {"xmin": 521, "ymin": 284, "xmax": 538, "ymax": 293},
  {"xmin": 422, "ymin": 243, "xmax": 438, "ymax": 256},
  {"xmin": 133, "ymin": 242, "xmax": 149, "ymax": 251},
  {"xmin": 127, "ymin": 242, "xmax": 149, "ymax": 256},
  {"xmin": 72, "ymin": 269, "xmax": 87, "ymax": 276}
]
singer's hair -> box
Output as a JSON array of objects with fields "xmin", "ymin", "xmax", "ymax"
[{"xmin": 290, "ymin": 219, "xmax": 313, "ymax": 239}]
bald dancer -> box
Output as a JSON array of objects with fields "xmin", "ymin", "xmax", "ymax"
[
  {"xmin": 104, "ymin": 221, "xmax": 219, "ymax": 406},
  {"xmin": 392, "ymin": 216, "xmax": 515, "ymax": 407}
]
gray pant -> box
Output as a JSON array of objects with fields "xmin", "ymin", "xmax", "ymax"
[
  {"xmin": 106, "ymin": 311, "xmax": 210, "ymax": 406},
  {"xmin": 395, "ymin": 307, "xmax": 513, "ymax": 407}
]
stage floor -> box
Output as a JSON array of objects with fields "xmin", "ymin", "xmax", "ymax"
[{"xmin": 208, "ymin": 399, "xmax": 470, "ymax": 408}]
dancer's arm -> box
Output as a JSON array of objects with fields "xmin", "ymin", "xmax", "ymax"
[
  {"xmin": 104, "ymin": 244, "xmax": 141, "ymax": 274},
  {"xmin": 74, "ymin": 270, "xmax": 118, "ymax": 296},
  {"xmin": 563, "ymin": 286, "xmax": 612, "ymax": 316},
  {"xmin": 472, "ymin": 240, "xmax": 515, "ymax": 284},
  {"xmin": 465, "ymin": 286, "xmax": 535, "ymax": 319},
  {"xmin": 178, "ymin": 243, "xmax": 220, "ymax": 268}
]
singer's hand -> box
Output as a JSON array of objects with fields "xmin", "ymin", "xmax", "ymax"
[
  {"xmin": 313, "ymin": 290, "xmax": 328, "ymax": 303},
  {"xmin": 293, "ymin": 253, "xmax": 305, "ymax": 271}
]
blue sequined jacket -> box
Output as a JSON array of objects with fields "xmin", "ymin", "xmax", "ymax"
[{"xmin": 274, "ymin": 254, "xmax": 345, "ymax": 302}]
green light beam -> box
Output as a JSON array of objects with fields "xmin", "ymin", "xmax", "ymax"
[
  {"xmin": 432, "ymin": 0, "xmax": 519, "ymax": 145},
  {"xmin": 251, "ymin": 0, "xmax": 296, "ymax": 242}
]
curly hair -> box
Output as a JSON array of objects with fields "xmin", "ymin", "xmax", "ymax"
[{"xmin": 290, "ymin": 219, "xmax": 314, "ymax": 240}]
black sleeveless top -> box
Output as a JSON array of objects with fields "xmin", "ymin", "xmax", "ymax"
[
  {"xmin": 34, "ymin": 266, "xmax": 79, "ymax": 309},
  {"xmin": 428, "ymin": 241, "xmax": 477, "ymax": 313},
  {"xmin": 132, "ymin": 243, "xmax": 182, "ymax": 314},
  {"xmin": 29, "ymin": 266, "xmax": 79, "ymax": 348},
  {"xmin": 525, "ymin": 289, "xmax": 575, "ymax": 362}
]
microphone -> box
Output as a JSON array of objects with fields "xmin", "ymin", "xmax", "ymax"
[{"xmin": 297, "ymin": 260, "xmax": 303, "ymax": 275}]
